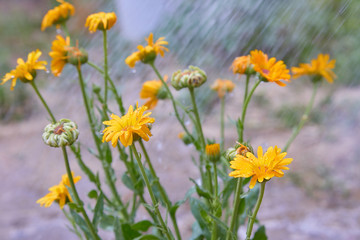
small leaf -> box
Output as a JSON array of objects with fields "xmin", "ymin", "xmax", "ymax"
[
  {"xmin": 100, "ymin": 215, "xmax": 115, "ymax": 231},
  {"xmin": 92, "ymin": 193, "xmax": 104, "ymax": 227},
  {"xmin": 88, "ymin": 190, "xmax": 98, "ymax": 199},
  {"xmin": 70, "ymin": 208, "xmax": 92, "ymax": 239},
  {"xmin": 190, "ymin": 178, "xmax": 212, "ymax": 200},
  {"xmin": 121, "ymin": 223, "xmax": 141, "ymax": 240},
  {"xmin": 132, "ymin": 220, "xmax": 153, "ymax": 232},
  {"xmin": 252, "ymin": 226, "xmax": 267, "ymax": 240}
]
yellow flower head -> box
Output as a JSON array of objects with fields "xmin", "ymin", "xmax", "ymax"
[
  {"xmin": 125, "ymin": 33, "xmax": 169, "ymax": 68},
  {"xmin": 229, "ymin": 146, "xmax": 292, "ymax": 189},
  {"xmin": 85, "ymin": 12, "xmax": 117, "ymax": 33},
  {"xmin": 250, "ymin": 50, "xmax": 291, "ymax": 87},
  {"xmin": 211, "ymin": 79, "xmax": 235, "ymax": 98},
  {"xmin": 37, "ymin": 172, "xmax": 81, "ymax": 209},
  {"xmin": 2, "ymin": 50, "xmax": 47, "ymax": 90},
  {"xmin": 102, "ymin": 104, "xmax": 155, "ymax": 147},
  {"xmin": 49, "ymin": 35, "xmax": 71, "ymax": 76},
  {"xmin": 230, "ymin": 55, "xmax": 252, "ymax": 75},
  {"xmin": 41, "ymin": 0, "xmax": 75, "ymax": 31},
  {"xmin": 291, "ymin": 54, "xmax": 336, "ymax": 83},
  {"xmin": 140, "ymin": 75, "xmax": 168, "ymax": 109},
  {"xmin": 206, "ymin": 143, "xmax": 221, "ymax": 157}
]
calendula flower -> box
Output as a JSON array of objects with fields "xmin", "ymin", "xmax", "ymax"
[
  {"xmin": 291, "ymin": 54, "xmax": 336, "ymax": 83},
  {"xmin": 125, "ymin": 33, "xmax": 169, "ymax": 68},
  {"xmin": 229, "ymin": 146, "xmax": 293, "ymax": 189},
  {"xmin": 37, "ymin": 172, "xmax": 81, "ymax": 209},
  {"xmin": 250, "ymin": 50, "xmax": 290, "ymax": 87},
  {"xmin": 49, "ymin": 35, "xmax": 71, "ymax": 76},
  {"xmin": 41, "ymin": 0, "xmax": 75, "ymax": 31},
  {"xmin": 230, "ymin": 55, "xmax": 252, "ymax": 75},
  {"xmin": 140, "ymin": 75, "xmax": 168, "ymax": 109},
  {"xmin": 102, "ymin": 104, "xmax": 155, "ymax": 147},
  {"xmin": 1, "ymin": 50, "xmax": 47, "ymax": 90},
  {"xmin": 85, "ymin": 12, "xmax": 117, "ymax": 33},
  {"xmin": 211, "ymin": 79, "xmax": 235, "ymax": 98},
  {"xmin": 206, "ymin": 143, "xmax": 221, "ymax": 162}
]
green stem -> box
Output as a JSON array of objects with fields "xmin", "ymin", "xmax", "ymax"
[
  {"xmin": 245, "ymin": 182, "xmax": 266, "ymax": 240},
  {"xmin": 30, "ymin": 82, "xmax": 56, "ymax": 123},
  {"xmin": 283, "ymin": 81, "xmax": 319, "ymax": 152},
  {"xmin": 239, "ymin": 78, "xmax": 262, "ymax": 142},
  {"xmin": 61, "ymin": 23, "xmax": 70, "ymax": 38},
  {"xmin": 189, "ymin": 87, "xmax": 206, "ymax": 150},
  {"xmin": 139, "ymin": 140, "xmax": 182, "ymax": 240},
  {"xmin": 88, "ymin": 61, "xmax": 104, "ymax": 74},
  {"xmin": 244, "ymin": 74, "xmax": 250, "ymax": 104},
  {"xmin": 130, "ymin": 144, "xmax": 173, "ymax": 240},
  {"xmin": 150, "ymin": 63, "xmax": 194, "ymax": 143},
  {"xmin": 102, "ymin": 30, "xmax": 109, "ymax": 108},
  {"xmin": 211, "ymin": 161, "xmax": 219, "ymax": 240},
  {"xmin": 226, "ymin": 178, "xmax": 243, "ymax": 240},
  {"xmin": 61, "ymin": 146, "xmax": 100, "ymax": 240},
  {"xmin": 220, "ymin": 97, "xmax": 225, "ymax": 152}
]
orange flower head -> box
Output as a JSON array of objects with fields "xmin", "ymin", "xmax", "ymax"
[
  {"xmin": 211, "ymin": 79, "xmax": 235, "ymax": 98},
  {"xmin": 250, "ymin": 50, "xmax": 290, "ymax": 87},
  {"xmin": 49, "ymin": 35, "xmax": 71, "ymax": 76},
  {"xmin": 230, "ymin": 55, "xmax": 252, "ymax": 75},
  {"xmin": 85, "ymin": 12, "xmax": 117, "ymax": 33},
  {"xmin": 291, "ymin": 54, "xmax": 336, "ymax": 83},
  {"xmin": 41, "ymin": 0, "xmax": 75, "ymax": 31},
  {"xmin": 140, "ymin": 75, "xmax": 168, "ymax": 109}
]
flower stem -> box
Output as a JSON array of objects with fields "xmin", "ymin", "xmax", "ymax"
[
  {"xmin": 245, "ymin": 182, "xmax": 266, "ymax": 240},
  {"xmin": 189, "ymin": 87, "xmax": 206, "ymax": 150},
  {"xmin": 149, "ymin": 63, "xmax": 195, "ymax": 143},
  {"xmin": 62, "ymin": 209, "xmax": 84, "ymax": 240},
  {"xmin": 226, "ymin": 177, "xmax": 243, "ymax": 240},
  {"xmin": 211, "ymin": 161, "xmax": 219, "ymax": 240},
  {"xmin": 102, "ymin": 30, "xmax": 109, "ymax": 108},
  {"xmin": 61, "ymin": 146, "xmax": 100, "ymax": 240},
  {"xmin": 220, "ymin": 97, "xmax": 225, "ymax": 152},
  {"xmin": 30, "ymin": 82, "xmax": 56, "ymax": 123},
  {"xmin": 130, "ymin": 144, "xmax": 174, "ymax": 240},
  {"xmin": 139, "ymin": 140, "xmax": 182, "ymax": 240},
  {"xmin": 239, "ymin": 78, "xmax": 262, "ymax": 142},
  {"xmin": 283, "ymin": 81, "xmax": 319, "ymax": 152},
  {"xmin": 61, "ymin": 23, "xmax": 70, "ymax": 38}
]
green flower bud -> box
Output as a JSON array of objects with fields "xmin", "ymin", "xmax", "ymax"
[
  {"xmin": 171, "ymin": 66, "xmax": 207, "ymax": 90},
  {"xmin": 225, "ymin": 147, "xmax": 237, "ymax": 161},
  {"xmin": 42, "ymin": 119, "xmax": 79, "ymax": 147},
  {"xmin": 156, "ymin": 85, "xmax": 168, "ymax": 100},
  {"xmin": 68, "ymin": 48, "xmax": 88, "ymax": 66}
]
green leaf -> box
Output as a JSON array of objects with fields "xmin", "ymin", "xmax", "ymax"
[
  {"xmin": 189, "ymin": 197, "xmax": 211, "ymax": 239},
  {"xmin": 71, "ymin": 145, "xmax": 97, "ymax": 184},
  {"xmin": 221, "ymin": 178, "xmax": 237, "ymax": 207},
  {"xmin": 121, "ymin": 223, "xmax": 141, "ymax": 240},
  {"xmin": 252, "ymin": 226, "xmax": 267, "ymax": 240},
  {"xmin": 208, "ymin": 213, "xmax": 229, "ymax": 237},
  {"xmin": 134, "ymin": 235, "xmax": 161, "ymax": 240},
  {"xmin": 105, "ymin": 145, "xmax": 113, "ymax": 164},
  {"xmin": 170, "ymin": 186, "xmax": 195, "ymax": 217},
  {"xmin": 68, "ymin": 202, "xmax": 82, "ymax": 212},
  {"xmin": 92, "ymin": 193, "xmax": 104, "ymax": 227},
  {"xmin": 132, "ymin": 220, "xmax": 153, "ymax": 232},
  {"xmin": 114, "ymin": 217, "xmax": 122, "ymax": 240},
  {"xmin": 70, "ymin": 208, "xmax": 93, "ymax": 239},
  {"xmin": 190, "ymin": 178, "xmax": 212, "ymax": 200},
  {"xmin": 88, "ymin": 190, "xmax": 98, "ymax": 199},
  {"xmin": 190, "ymin": 221, "xmax": 204, "ymax": 240},
  {"xmin": 100, "ymin": 215, "xmax": 115, "ymax": 231}
]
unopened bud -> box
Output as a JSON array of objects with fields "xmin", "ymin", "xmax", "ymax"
[
  {"xmin": 171, "ymin": 66, "xmax": 207, "ymax": 90},
  {"xmin": 42, "ymin": 119, "xmax": 79, "ymax": 147},
  {"xmin": 68, "ymin": 48, "xmax": 88, "ymax": 66}
]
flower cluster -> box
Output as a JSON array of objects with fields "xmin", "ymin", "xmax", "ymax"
[
  {"xmin": 1, "ymin": 50, "xmax": 47, "ymax": 90},
  {"xmin": 37, "ymin": 172, "xmax": 81, "ymax": 209},
  {"xmin": 125, "ymin": 33, "xmax": 169, "ymax": 68},
  {"xmin": 102, "ymin": 104, "xmax": 155, "ymax": 147}
]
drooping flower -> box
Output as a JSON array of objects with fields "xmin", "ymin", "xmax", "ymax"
[
  {"xmin": 85, "ymin": 12, "xmax": 117, "ymax": 33},
  {"xmin": 125, "ymin": 33, "xmax": 169, "ymax": 68},
  {"xmin": 229, "ymin": 146, "xmax": 293, "ymax": 189},
  {"xmin": 291, "ymin": 54, "xmax": 336, "ymax": 83},
  {"xmin": 102, "ymin": 104, "xmax": 155, "ymax": 147},
  {"xmin": 139, "ymin": 75, "xmax": 168, "ymax": 109},
  {"xmin": 37, "ymin": 172, "xmax": 81, "ymax": 209},
  {"xmin": 1, "ymin": 50, "xmax": 47, "ymax": 90},
  {"xmin": 41, "ymin": 0, "xmax": 75, "ymax": 31},
  {"xmin": 230, "ymin": 55, "xmax": 252, "ymax": 75},
  {"xmin": 211, "ymin": 79, "xmax": 235, "ymax": 98},
  {"xmin": 206, "ymin": 143, "xmax": 221, "ymax": 162},
  {"xmin": 250, "ymin": 50, "xmax": 291, "ymax": 87},
  {"xmin": 49, "ymin": 35, "xmax": 71, "ymax": 76}
]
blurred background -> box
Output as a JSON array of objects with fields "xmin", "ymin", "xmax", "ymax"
[{"xmin": 1, "ymin": 0, "xmax": 360, "ymax": 239}]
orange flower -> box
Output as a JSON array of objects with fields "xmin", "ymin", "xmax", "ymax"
[
  {"xmin": 85, "ymin": 12, "xmax": 117, "ymax": 33},
  {"xmin": 211, "ymin": 79, "xmax": 235, "ymax": 98},
  {"xmin": 230, "ymin": 55, "xmax": 251, "ymax": 75},
  {"xmin": 291, "ymin": 54, "xmax": 336, "ymax": 83},
  {"xmin": 139, "ymin": 75, "xmax": 168, "ymax": 109},
  {"xmin": 250, "ymin": 50, "xmax": 290, "ymax": 87},
  {"xmin": 41, "ymin": 0, "xmax": 75, "ymax": 31}
]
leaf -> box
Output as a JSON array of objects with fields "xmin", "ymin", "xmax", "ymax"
[
  {"xmin": 121, "ymin": 173, "xmax": 135, "ymax": 191},
  {"xmin": 190, "ymin": 178, "xmax": 212, "ymax": 200},
  {"xmin": 170, "ymin": 186, "xmax": 196, "ymax": 216},
  {"xmin": 114, "ymin": 217, "xmax": 122, "ymax": 240},
  {"xmin": 121, "ymin": 223, "xmax": 141, "ymax": 240},
  {"xmin": 88, "ymin": 190, "xmax": 98, "ymax": 199},
  {"xmin": 190, "ymin": 221, "xmax": 204, "ymax": 240},
  {"xmin": 131, "ymin": 220, "xmax": 153, "ymax": 232},
  {"xmin": 100, "ymin": 215, "xmax": 115, "ymax": 231},
  {"xmin": 134, "ymin": 235, "xmax": 161, "ymax": 240},
  {"xmin": 208, "ymin": 213, "xmax": 229, "ymax": 237},
  {"xmin": 70, "ymin": 208, "xmax": 93, "ymax": 239},
  {"xmin": 105, "ymin": 145, "xmax": 113, "ymax": 164},
  {"xmin": 92, "ymin": 193, "xmax": 104, "ymax": 227},
  {"xmin": 221, "ymin": 178, "xmax": 237, "ymax": 207},
  {"xmin": 252, "ymin": 226, "xmax": 267, "ymax": 240},
  {"xmin": 71, "ymin": 145, "xmax": 97, "ymax": 184},
  {"xmin": 189, "ymin": 197, "xmax": 211, "ymax": 239}
]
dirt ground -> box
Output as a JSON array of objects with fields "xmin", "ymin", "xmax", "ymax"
[{"xmin": 1, "ymin": 70, "xmax": 360, "ymax": 240}]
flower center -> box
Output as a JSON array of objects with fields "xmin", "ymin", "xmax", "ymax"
[
  {"xmin": 54, "ymin": 124, "xmax": 65, "ymax": 135},
  {"xmin": 262, "ymin": 69, "xmax": 270, "ymax": 75}
]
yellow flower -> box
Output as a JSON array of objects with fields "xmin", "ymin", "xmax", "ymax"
[
  {"xmin": 49, "ymin": 35, "xmax": 71, "ymax": 76},
  {"xmin": 37, "ymin": 172, "xmax": 81, "ymax": 209},
  {"xmin": 291, "ymin": 54, "xmax": 336, "ymax": 83},
  {"xmin": 230, "ymin": 55, "xmax": 251, "ymax": 75},
  {"xmin": 140, "ymin": 75, "xmax": 168, "ymax": 109},
  {"xmin": 211, "ymin": 79, "xmax": 235, "ymax": 98},
  {"xmin": 206, "ymin": 143, "xmax": 221, "ymax": 156},
  {"xmin": 41, "ymin": 0, "xmax": 75, "ymax": 31},
  {"xmin": 125, "ymin": 33, "xmax": 169, "ymax": 68},
  {"xmin": 1, "ymin": 50, "xmax": 47, "ymax": 90},
  {"xmin": 85, "ymin": 12, "xmax": 117, "ymax": 33},
  {"xmin": 250, "ymin": 50, "xmax": 290, "ymax": 87},
  {"xmin": 229, "ymin": 146, "xmax": 292, "ymax": 189},
  {"xmin": 102, "ymin": 104, "xmax": 155, "ymax": 147}
]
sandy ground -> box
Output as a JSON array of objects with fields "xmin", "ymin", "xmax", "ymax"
[{"xmin": 1, "ymin": 71, "xmax": 360, "ymax": 240}]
